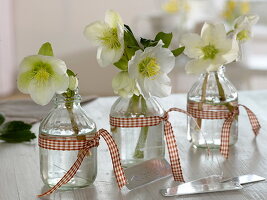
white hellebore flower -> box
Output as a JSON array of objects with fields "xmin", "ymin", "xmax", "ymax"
[
  {"xmin": 112, "ymin": 71, "xmax": 140, "ymax": 98},
  {"xmin": 84, "ymin": 10, "xmax": 124, "ymax": 67},
  {"xmin": 128, "ymin": 41, "xmax": 175, "ymax": 98},
  {"xmin": 17, "ymin": 55, "xmax": 69, "ymax": 106},
  {"xmin": 181, "ymin": 23, "xmax": 239, "ymax": 74},
  {"xmin": 68, "ymin": 76, "xmax": 78, "ymax": 90},
  {"xmin": 233, "ymin": 14, "xmax": 259, "ymax": 42}
]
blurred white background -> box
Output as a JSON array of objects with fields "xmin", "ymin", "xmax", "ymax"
[{"xmin": 0, "ymin": 0, "xmax": 267, "ymax": 98}]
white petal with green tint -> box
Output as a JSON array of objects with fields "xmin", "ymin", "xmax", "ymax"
[
  {"xmin": 182, "ymin": 22, "xmax": 239, "ymax": 74},
  {"xmin": 17, "ymin": 55, "xmax": 69, "ymax": 105},
  {"xmin": 128, "ymin": 41, "xmax": 175, "ymax": 98},
  {"xmin": 185, "ymin": 59, "xmax": 211, "ymax": 74},
  {"xmin": 112, "ymin": 71, "xmax": 139, "ymax": 98},
  {"xmin": 84, "ymin": 10, "xmax": 124, "ymax": 67},
  {"xmin": 28, "ymin": 78, "xmax": 55, "ymax": 106},
  {"xmin": 84, "ymin": 21, "xmax": 109, "ymax": 46},
  {"xmin": 144, "ymin": 74, "xmax": 171, "ymax": 97},
  {"xmin": 105, "ymin": 10, "xmax": 123, "ymax": 28},
  {"xmin": 181, "ymin": 33, "xmax": 204, "ymax": 59}
]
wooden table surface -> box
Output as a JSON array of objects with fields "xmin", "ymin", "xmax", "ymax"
[{"xmin": 1, "ymin": 90, "xmax": 267, "ymax": 200}]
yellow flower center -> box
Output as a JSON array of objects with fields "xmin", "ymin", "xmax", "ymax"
[
  {"xmin": 162, "ymin": 0, "xmax": 179, "ymax": 14},
  {"xmin": 241, "ymin": 2, "xmax": 250, "ymax": 14},
  {"xmin": 202, "ymin": 44, "xmax": 219, "ymax": 60},
  {"xmin": 32, "ymin": 62, "xmax": 53, "ymax": 83},
  {"xmin": 237, "ymin": 30, "xmax": 249, "ymax": 41},
  {"xmin": 35, "ymin": 68, "xmax": 50, "ymax": 82},
  {"xmin": 138, "ymin": 57, "xmax": 160, "ymax": 78},
  {"xmin": 100, "ymin": 28, "xmax": 121, "ymax": 49}
]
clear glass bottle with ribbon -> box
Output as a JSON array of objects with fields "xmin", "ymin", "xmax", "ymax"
[
  {"xmin": 110, "ymin": 94, "xmax": 165, "ymax": 168},
  {"xmin": 39, "ymin": 89, "xmax": 97, "ymax": 189},
  {"xmin": 187, "ymin": 66, "xmax": 238, "ymax": 148}
]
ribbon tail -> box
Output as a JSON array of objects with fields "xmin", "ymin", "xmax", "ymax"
[
  {"xmin": 37, "ymin": 148, "xmax": 89, "ymax": 197},
  {"xmin": 220, "ymin": 118, "xmax": 235, "ymax": 159},
  {"xmin": 98, "ymin": 129, "xmax": 127, "ymax": 189},
  {"xmin": 164, "ymin": 121, "xmax": 184, "ymax": 182},
  {"xmin": 239, "ymin": 104, "xmax": 261, "ymax": 135}
]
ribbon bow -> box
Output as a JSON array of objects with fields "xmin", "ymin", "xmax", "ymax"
[
  {"xmin": 220, "ymin": 104, "xmax": 261, "ymax": 158},
  {"xmin": 38, "ymin": 129, "xmax": 126, "ymax": 197},
  {"xmin": 187, "ymin": 102, "xmax": 261, "ymax": 158},
  {"xmin": 110, "ymin": 107, "xmax": 191, "ymax": 183}
]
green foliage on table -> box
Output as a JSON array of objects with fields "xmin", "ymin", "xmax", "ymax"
[{"xmin": 0, "ymin": 113, "xmax": 36, "ymax": 143}]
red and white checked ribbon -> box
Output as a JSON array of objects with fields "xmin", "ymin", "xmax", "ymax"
[
  {"xmin": 187, "ymin": 102, "xmax": 261, "ymax": 158},
  {"xmin": 110, "ymin": 107, "xmax": 191, "ymax": 182},
  {"xmin": 38, "ymin": 129, "xmax": 126, "ymax": 197}
]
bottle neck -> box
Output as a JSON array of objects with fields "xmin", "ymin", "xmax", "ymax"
[{"xmin": 54, "ymin": 89, "xmax": 81, "ymax": 106}]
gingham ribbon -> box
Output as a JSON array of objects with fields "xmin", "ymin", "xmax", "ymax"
[
  {"xmin": 110, "ymin": 107, "xmax": 191, "ymax": 182},
  {"xmin": 38, "ymin": 129, "xmax": 126, "ymax": 197},
  {"xmin": 187, "ymin": 102, "xmax": 261, "ymax": 158}
]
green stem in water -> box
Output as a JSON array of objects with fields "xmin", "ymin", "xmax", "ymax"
[
  {"xmin": 133, "ymin": 96, "xmax": 149, "ymax": 159},
  {"xmin": 66, "ymin": 104, "xmax": 79, "ymax": 135},
  {"xmin": 215, "ymin": 74, "xmax": 235, "ymax": 113},
  {"xmin": 63, "ymin": 90, "xmax": 80, "ymax": 135},
  {"xmin": 196, "ymin": 73, "xmax": 208, "ymax": 130}
]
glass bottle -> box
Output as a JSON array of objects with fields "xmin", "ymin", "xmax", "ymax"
[
  {"xmin": 39, "ymin": 90, "xmax": 97, "ymax": 189},
  {"xmin": 110, "ymin": 95, "xmax": 165, "ymax": 168},
  {"xmin": 187, "ymin": 66, "xmax": 238, "ymax": 148}
]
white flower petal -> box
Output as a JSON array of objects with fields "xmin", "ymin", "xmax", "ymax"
[
  {"xmin": 221, "ymin": 39, "xmax": 239, "ymax": 64},
  {"xmin": 97, "ymin": 46, "xmax": 123, "ymax": 67},
  {"xmin": 144, "ymin": 74, "xmax": 171, "ymax": 97},
  {"xmin": 128, "ymin": 50, "xmax": 143, "ymax": 79},
  {"xmin": 105, "ymin": 10, "xmax": 124, "ymax": 28},
  {"xmin": 136, "ymin": 77, "xmax": 150, "ymax": 97},
  {"xmin": 234, "ymin": 15, "xmax": 259, "ymax": 29},
  {"xmin": 112, "ymin": 71, "xmax": 139, "ymax": 98},
  {"xmin": 28, "ymin": 79, "xmax": 55, "ymax": 106},
  {"xmin": 18, "ymin": 55, "xmax": 41, "ymax": 73},
  {"xmin": 185, "ymin": 59, "xmax": 210, "ymax": 74},
  {"xmin": 154, "ymin": 42, "xmax": 175, "ymax": 74},
  {"xmin": 206, "ymin": 62, "xmax": 222, "ymax": 72},
  {"xmin": 181, "ymin": 33, "xmax": 204, "ymax": 58},
  {"xmin": 44, "ymin": 56, "xmax": 68, "ymax": 75},
  {"xmin": 52, "ymin": 73, "xmax": 69, "ymax": 94},
  {"xmin": 17, "ymin": 71, "xmax": 34, "ymax": 94},
  {"xmin": 201, "ymin": 23, "xmax": 227, "ymax": 45},
  {"xmin": 84, "ymin": 21, "xmax": 109, "ymax": 46}
]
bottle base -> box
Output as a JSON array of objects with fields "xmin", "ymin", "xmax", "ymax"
[
  {"xmin": 192, "ymin": 139, "xmax": 237, "ymax": 149},
  {"xmin": 44, "ymin": 177, "xmax": 95, "ymax": 190}
]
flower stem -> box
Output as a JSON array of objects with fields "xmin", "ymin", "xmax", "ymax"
[
  {"xmin": 133, "ymin": 96, "xmax": 149, "ymax": 159},
  {"xmin": 66, "ymin": 104, "xmax": 79, "ymax": 135},
  {"xmin": 197, "ymin": 73, "xmax": 208, "ymax": 129},
  {"xmin": 215, "ymin": 74, "xmax": 234, "ymax": 112},
  {"xmin": 63, "ymin": 90, "xmax": 80, "ymax": 135}
]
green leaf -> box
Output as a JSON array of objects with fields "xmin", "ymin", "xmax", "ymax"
[
  {"xmin": 0, "ymin": 130, "xmax": 36, "ymax": 143},
  {"xmin": 38, "ymin": 42, "xmax": 54, "ymax": 56},
  {"xmin": 0, "ymin": 121, "xmax": 36, "ymax": 143},
  {"xmin": 114, "ymin": 55, "xmax": 129, "ymax": 71},
  {"xmin": 113, "ymin": 24, "xmax": 141, "ymax": 71},
  {"xmin": 0, "ymin": 113, "xmax": 5, "ymax": 126},
  {"xmin": 155, "ymin": 32, "xmax": 173, "ymax": 48},
  {"xmin": 67, "ymin": 69, "xmax": 76, "ymax": 77},
  {"xmin": 0, "ymin": 121, "xmax": 32, "ymax": 133},
  {"xmin": 172, "ymin": 46, "xmax": 185, "ymax": 57},
  {"xmin": 140, "ymin": 38, "xmax": 158, "ymax": 48}
]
